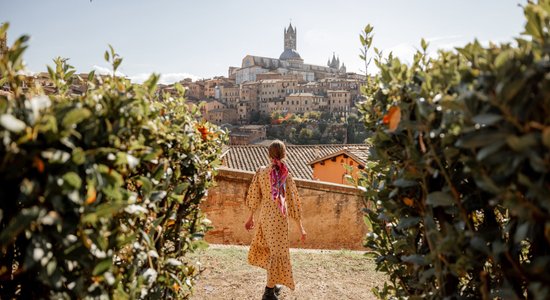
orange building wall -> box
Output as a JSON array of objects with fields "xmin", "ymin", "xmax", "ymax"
[{"xmin": 311, "ymin": 154, "xmax": 362, "ymax": 185}]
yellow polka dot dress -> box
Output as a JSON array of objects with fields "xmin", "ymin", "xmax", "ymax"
[{"xmin": 245, "ymin": 166, "xmax": 303, "ymax": 290}]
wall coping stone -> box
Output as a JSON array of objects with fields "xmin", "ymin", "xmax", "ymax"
[{"xmin": 216, "ymin": 167, "xmax": 363, "ymax": 196}]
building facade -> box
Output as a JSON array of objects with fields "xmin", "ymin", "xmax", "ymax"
[{"xmin": 234, "ymin": 23, "xmax": 346, "ymax": 84}]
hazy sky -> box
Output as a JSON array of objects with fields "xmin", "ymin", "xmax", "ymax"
[{"xmin": 1, "ymin": 0, "xmax": 526, "ymax": 83}]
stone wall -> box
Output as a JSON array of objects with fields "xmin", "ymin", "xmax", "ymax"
[{"xmin": 201, "ymin": 167, "xmax": 368, "ymax": 250}]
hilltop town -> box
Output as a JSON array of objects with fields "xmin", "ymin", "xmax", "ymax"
[
  {"xmin": 161, "ymin": 23, "xmax": 366, "ymax": 144},
  {"xmin": 0, "ymin": 23, "xmax": 366, "ymax": 145}
]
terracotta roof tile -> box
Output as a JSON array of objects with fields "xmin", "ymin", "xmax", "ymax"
[
  {"xmin": 222, "ymin": 144, "xmax": 366, "ymax": 180},
  {"xmin": 308, "ymin": 146, "xmax": 369, "ymax": 166}
]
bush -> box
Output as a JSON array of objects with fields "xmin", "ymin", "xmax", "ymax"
[
  {"xmin": 0, "ymin": 25, "xmax": 226, "ymax": 299},
  {"xmin": 358, "ymin": 1, "xmax": 550, "ymax": 299}
]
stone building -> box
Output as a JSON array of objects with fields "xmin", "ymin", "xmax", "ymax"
[
  {"xmin": 235, "ymin": 23, "xmax": 345, "ymax": 84},
  {"xmin": 237, "ymin": 100, "xmax": 253, "ymax": 123},
  {"xmin": 282, "ymin": 92, "xmax": 326, "ymax": 113},
  {"xmin": 181, "ymin": 80, "xmax": 205, "ymax": 100},
  {"xmin": 220, "ymin": 85, "xmax": 240, "ymax": 108},
  {"xmin": 319, "ymin": 78, "xmax": 362, "ymax": 100},
  {"xmin": 228, "ymin": 125, "xmax": 267, "ymax": 145},
  {"xmin": 228, "ymin": 66, "xmax": 239, "ymax": 80},
  {"xmin": 327, "ymin": 90, "xmax": 352, "ymax": 115},
  {"xmin": 240, "ymin": 81, "xmax": 260, "ymax": 101},
  {"xmin": 200, "ymin": 99, "xmax": 239, "ymax": 125},
  {"xmin": 206, "ymin": 108, "xmax": 238, "ymax": 125},
  {"xmin": 255, "ymin": 72, "xmax": 302, "ymax": 82}
]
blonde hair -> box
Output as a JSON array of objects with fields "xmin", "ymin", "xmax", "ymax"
[{"xmin": 268, "ymin": 140, "xmax": 286, "ymax": 160}]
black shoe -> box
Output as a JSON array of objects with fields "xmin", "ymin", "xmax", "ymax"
[
  {"xmin": 274, "ymin": 285, "xmax": 282, "ymax": 296},
  {"xmin": 262, "ymin": 286, "xmax": 279, "ymax": 300}
]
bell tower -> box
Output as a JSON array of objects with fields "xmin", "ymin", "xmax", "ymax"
[{"xmin": 284, "ymin": 23, "xmax": 296, "ymax": 51}]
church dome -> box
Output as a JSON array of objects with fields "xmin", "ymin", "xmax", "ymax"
[{"xmin": 279, "ymin": 49, "xmax": 302, "ymax": 61}]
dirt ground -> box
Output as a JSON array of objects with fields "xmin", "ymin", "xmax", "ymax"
[{"xmin": 189, "ymin": 245, "xmax": 386, "ymax": 300}]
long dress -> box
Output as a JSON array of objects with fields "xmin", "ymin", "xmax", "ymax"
[{"xmin": 245, "ymin": 165, "xmax": 303, "ymax": 290}]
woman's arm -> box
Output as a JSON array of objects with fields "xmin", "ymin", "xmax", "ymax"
[
  {"xmin": 244, "ymin": 169, "xmax": 262, "ymax": 231},
  {"xmin": 298, "ymin": 220, "xmax": 307, "ymax": 242},
  {"xmin": 245, "ymin": 211, "xmax": 255, "ymax": 231},
  {"xmin": 286, "ymin": 173, "xmax": 306, "ymax": 242}
]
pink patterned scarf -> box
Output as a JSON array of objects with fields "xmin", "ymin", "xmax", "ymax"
[{"xmin": 270, "ymin": 158, "xmax": 288, "ymax": 216}]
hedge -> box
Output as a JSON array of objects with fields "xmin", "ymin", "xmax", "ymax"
[
  {"xmin": 0, "ymin": 24, "xmax": 226, "ymax": 299},
  {"xmin": 358, "ymin": 1, "xmax": 550, "ymax": 299}
]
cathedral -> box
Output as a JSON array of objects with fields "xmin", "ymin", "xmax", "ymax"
[{"xmin": 235, "ymin": 23, "xmax": 347, "ymax": 84}]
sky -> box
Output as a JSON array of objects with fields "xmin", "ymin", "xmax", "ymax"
[{"xmin": 1, "ymin": 0, "xmax": 527, "ymax": 84}]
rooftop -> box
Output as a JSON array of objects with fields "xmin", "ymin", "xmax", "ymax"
[
  {"xmin": 287, "ymin": 92, "xmax": 316, "ymax": 97},
  {"xmin": 309, "ymin": 147, "xmax": 369, "ymax": 167},
  {"xmin": 221, "ymin": 144, "xmax": 368, "ymax": 180}
]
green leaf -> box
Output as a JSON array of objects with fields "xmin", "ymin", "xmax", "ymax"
[
  {"xmin": 506, "ymin": 133, "xmax": 537, "ymax": 152},
  {"xmin": 474, "ymin": 175, "xmax": 501, "ymax": 194},
  {"xmin": 420, "ymin": 38, "xmax": 428, "ymax": 52},
  {"xmin": 150, "ymin": 191, "xmax": 167, "ymax": 202},
  {"xmin": 497, "ymin": 78, "xmax": 525, "ymax": 102},
  {"xmin": 72, "ymin": 148, "xmax": 86, "ymax": 165},
  {"xmin": 113, "ymin": 58, "xmax": 123, "ymax": 71},
  {"xmin": 47, "ymin": 65, "xmax": 56, "ymax": 81},
  {"xmin": 92, "ymin": 258, "xmax": 112, "ymax": 276},
  {"xmin": 456, "ymin": 131, "xmax": 508, "ymax": 148},
  {"xmin": 83, "ymin": 202, "xmax": 125, "ymax": 223},
  {"xmin": 0, "ymin": 207, "xmax": 41, "ymax": 246},
  {"xmin": 87, "ymin": 70, "xmax": 96, "ymax": 82},
  {"xmin": 63, "ymin": 172, "xmax": 82, "ymax": 189},
  {"xmin": 46, "ymin": 260, "xmax": 57, "ymax": 276},
  {"xmin": 426, "ymin": 192, "xmax": 454, "ymax": 207},
  {"xmin": 472, "ymin": 114, "xmax": 503, "ymax": 126},
  {"xmin": 393, "ymin": 178, "xmax": 417, "ymax": 188},
  {"xmin": 65, "ymin": 70, "xmax": 76, "ymax": 81},
  {"xmin": 401, "ymin": 254, "xmax": 428, "ymax": 266},
  {"xmin": 114, "ymin": 285, "xmax": 130, "ymax": 300},
  {"xmin": 396, "ymin": 217, "xmax": 421, "ymax": 230},
  {"xmin": 62, "ymin": 108, "xmax": 91, "ymax": 127},
  {"xmin": 476, "ymin": 141, "xmax": 506, "ymax": 161},
  {"xmin": 363, "ymin": 216, "xmax": 373, "ymax": 230},
  {"xmin": 138, "ymin": 176, "xmax": 153, "ymax": 195},
  {"xmin": 470, "ymin": 236, "xmax": 490, "ymax": 254},
  {"xmin": 174, "ymin": 83, "xmax": 185, "ymax": 96}
]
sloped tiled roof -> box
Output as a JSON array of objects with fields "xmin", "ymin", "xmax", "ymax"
[
  {"xmin": 222, "ymin": 144, "xmax": 367, "ymax": 180},
  {"xmin": 308, "ymin": 146, "xmax": 369, "ymax": 166}
]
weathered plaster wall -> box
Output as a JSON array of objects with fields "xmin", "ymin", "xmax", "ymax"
[
  {"xmin": 311, "ymin": 153, "xmax": 363, "ymax": 185},
  {"xmin": 201, "ymin": 167, "xmax": 368, "ymax": 250}
]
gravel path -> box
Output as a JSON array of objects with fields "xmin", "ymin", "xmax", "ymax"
[{"xmin": 189, "ymin": 244, "xmax": 385, "ymax": 300}]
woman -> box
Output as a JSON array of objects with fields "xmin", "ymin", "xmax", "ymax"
[{"xmin": 244, "ymin": 140, "xmax": 307, "ymax": 300}]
